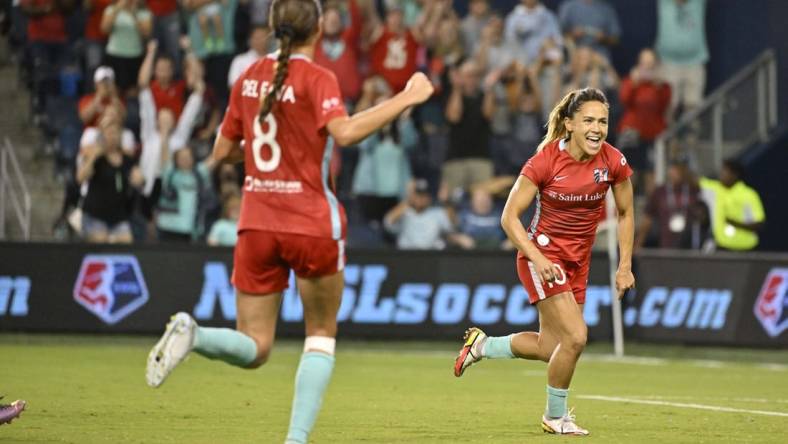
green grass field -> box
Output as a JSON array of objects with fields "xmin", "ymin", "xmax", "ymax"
[{"xmin": 2, "ymin": 335, "xmax": 788, "ymax": 443}]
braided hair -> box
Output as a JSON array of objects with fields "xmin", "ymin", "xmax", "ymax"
[{"xmin": 258, "ymin": 0, "xmax": 322, "ymax": 124}]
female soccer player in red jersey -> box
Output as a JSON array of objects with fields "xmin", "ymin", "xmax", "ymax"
[
  {"xmin": 145, "ymin": 1, "xmax": 433, "ymax": 442},
  {"xmin": 454, "ymin": 87, "xmax": 635, "ymax": 435}
]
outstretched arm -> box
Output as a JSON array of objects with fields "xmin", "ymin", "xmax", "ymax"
[
  {"xmin": 612, "ymin": 178, "xmax": 635, "ymax": 299},
  {"xmin": 326, "ymin": 72, "xmax": 433, "ymax": 147}
]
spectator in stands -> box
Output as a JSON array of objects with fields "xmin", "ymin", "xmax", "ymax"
[
  {"xmin": 453, "ymin": 188, "xmax": 506, "ymax": 249},
  {"xmin": 563, "ymin": 46, "xmax": 619, "ymax": 96},
  {"xmin": 618, "ymin": 48, "xmax": 671, "ymax": 194},
  {"xmin": 504, "ymin": 0, "xmax": 562, "ymax": 66},
  {"xmin": 196, "ymin": 0, "xmax": 227, "ymax": 52},
  {"xmin": 184, "ymin": 0, "xmax": 239, "ymax": 104},
  {"xmin": 83, "ymin": 0, "xmax": 113, "ymax": 86},
  {"xmin": 76, "ymin": 115, "xmax": 144, "ymax": 243},
  {"xmin": 384, "ymin": 179, "xmax": 457, "ymax": 250},
  {"xmin": 139, "ymin": 39, "xmax": 186, "ymax": 119},
  {"xmin": 508, "ymin": 62, "xmax": 542, "ymax": 172},
  {"xmin": 635, "ymin": 154, "xmax": 700, "ymax": 250},
  {"xmin": 101, "ymin": 0, "xmax": 153, "ymax": 95},
  {"xmin": 79, "ymin": 100, "xmax": 136, "ymax": 156},
  {"xmin": 679, "ymin": 200, "xmax": 714, "ymax": 252},
  {"xmin": 248, "ymin": 0, "xmax": 271, "ymax": 26},
  {"xmin": 474, "ymin": 14, "xmax": 515, "ymax": 75},
  {"xmin": 504, "ymin": 0, "xmax": 563, "ymax": 118},
  {"xmin": 182, "ymin": 41, "xmax": 221, "ymax": 159},
  {"xmin": 79, "ymin": 66, "xmax": 125, "ymax": 128},
  {"xmin": 314, "ymin": 0, "xmax": 363, "ymax": 105},
  {"xmin": 655, "ymin": 0, "xmax": 708, "ymax": 119},
  {"xmin": 137, "ymin": 41, "xmax": 206, "ymax": 228},
  {"xmin": 352, "ymin": 98, "xmax": 418, "ymax": 227},
  {"xmin": 461, "ymin": 0, "xmax": 492, "ymax": 57},
  {"xmin": 20, "ymin": 0, "xmax": 74, "ymax": 118},
  {"xmin": 228, "ymin": 25, "xmax": 270, "ymax": 88},
  {"xmin": 207, "ymin": 192, "xmax": 239, "ymax": 246},
  {"xmin": 699, "ymin": 158, "xmax": 765, "ymax": 252},
  {"xmin": 156, "ymin": 147, "xmax": 217, "ymax": 242},
  {"xmin": 443, "ymin": 60, "xmax": 495, "ymax": 197},
  {"xmin": 366, "ymin": 2, "xmax": 421, "ymax": 93},
  {"xmin": 558, "ymin": 0, "xmax": 621, "ymax": 60},
  {"xmin": 148, "ymin": 0, "xmax": 182, "ymax": 73}
]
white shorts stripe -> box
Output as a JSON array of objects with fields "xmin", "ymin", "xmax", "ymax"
[
  {"xmin": 527, "ymin": 261, "xmax": 547, "ymax": 300},
  {"xmin": 337, "ymin": 240, "xmax": 345, "ymax": 271}
]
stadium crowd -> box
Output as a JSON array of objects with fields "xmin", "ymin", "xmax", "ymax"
[{"xmin": 7, "ymin": 0, "xmax": 761, "ymax": 252}]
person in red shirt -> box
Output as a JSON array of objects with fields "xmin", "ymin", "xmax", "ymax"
[
  {"xmin": 79, "ymin": 66, "xmax": 125, "ymax": 127},
  {"xmin": 366, "ymin": 3, "xmax": 422, "ymax": 93},
  {"xmin": 454, "ymin": 88, "xmax": 635, "ymax": 435},
  {"xmin": 313, "ymin": 0, "xmax": 363, "ymax": 104},
  {"xmin": 20, "ymin": 0, "xmax": 75, "ymax": 115},
  {"xmin": 617, "ymin": 48, "xmax": 671, "ymax": 193},
  {"xmin": 137, "ymin": 39, "xmax": 186, "ymax": 118},
  {"xmin": 145, "ymin": 1, "xmax": 434, "ymax": 442}
]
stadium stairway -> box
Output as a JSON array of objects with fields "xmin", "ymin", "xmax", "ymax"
[{"xmin": 0, "ymin": 43, "xmax": 64, "ymax": 241}]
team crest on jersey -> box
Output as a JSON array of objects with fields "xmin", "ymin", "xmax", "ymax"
[
  {"xmin": 754, "ymin": 268, "xmax": 788, "ymax": 337},
  {"xmin": 73, "ymin": 255, "xmax": 149, "ymax": 325},
  {"xmin": 593, "ymin": 168, "xmax": 609, "ymax": 183}
]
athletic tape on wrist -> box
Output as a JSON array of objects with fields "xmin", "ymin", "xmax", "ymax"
[{"xmin": 304, "ymin": 336, "xmax": 336, "ymax": 355}]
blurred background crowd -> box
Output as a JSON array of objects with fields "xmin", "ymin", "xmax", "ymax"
[{"xmin": 2, "ymin": 0, "xmax": 769, "ymax": 252}]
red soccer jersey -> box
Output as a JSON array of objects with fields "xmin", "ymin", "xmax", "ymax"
[
  {"xmin": 369, "ymin": 29, "xmax": 419, "ymax": 93},
  {"xmin": 520, "ymin": 139, "xmax": 633, "ymax": 261},
  {"xmin": 220, "ymin": 53, "xmax": 349, "ymax": 239}
]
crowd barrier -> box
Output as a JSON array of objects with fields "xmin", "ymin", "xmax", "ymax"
[{"xmin": 1, "ymin": 243, "xmax": 786, "ymax": 347}]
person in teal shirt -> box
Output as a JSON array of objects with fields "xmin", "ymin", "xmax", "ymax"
[
  {"xmin": 157, "ymin": 147, "xmax": 217, "ymax": 242},
  {"xmin": 207, "ymin": 193, "xmax": 240, "ymax": 246},
  {"xmin": 699, "ymin": 158, "xmax": 765, "ymax": 251},
  {"xmin": 655, "ymin": 0, "xmax": 708, "ymax": 117}
]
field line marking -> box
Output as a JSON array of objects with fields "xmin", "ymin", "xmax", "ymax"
[{"xmin": 578, "ymin": 395, "xmax": 788, "ymax": 418}]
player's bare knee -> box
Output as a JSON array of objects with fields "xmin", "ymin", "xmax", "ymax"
[
  {"xmin": 243, "ymin": 337, "xmax": 273, "ymax": 369},
  {"xmin": 564, "ymin": 329, "xmax": 587, "ymax": 355}
]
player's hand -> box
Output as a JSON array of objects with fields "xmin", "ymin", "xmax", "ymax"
[
  {"xmin": 532, "ymin": 254, "xmax": 561, "ymax": 286},
  {"xmin": 403, "ymin": 72, "xmax": 434, "ymax": 105},
  {"xmin": 615, "ymin": 267, "xmax": 635, "ymax": 300}
]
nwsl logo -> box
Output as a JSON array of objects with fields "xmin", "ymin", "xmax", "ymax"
[
  {"xmin": 754, "ymin": 268, "xmax": 788, "ymax": 337},
  {"xmin": 593, "ymin": 168, "xmax": 609, "ymax": 183},
  {"xmin": 73, "ymin": 255, "xmax": 149, "ymax": 325}
]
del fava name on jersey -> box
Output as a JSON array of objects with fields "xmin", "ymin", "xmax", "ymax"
[{"xmin": 242, "ymin": 79, "xmax": 296, "ymax": 103}]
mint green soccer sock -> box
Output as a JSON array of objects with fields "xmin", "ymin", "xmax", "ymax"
[
  {"xmin": 546, "ymin": 385, "xmax": 569, "ymax": 419},
  {"xmin": 285, "ymin": 352, "xmax": 335, "ymax": 444},
  {"xmin": 481, "ymin": 335, "xmax": 515, "ymax": 359},
  {"xmin": 192, "ymin": 327, "xmax": 258, "ymax": 367}
]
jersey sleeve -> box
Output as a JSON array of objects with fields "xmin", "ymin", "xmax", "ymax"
[
  {"xmin": 310, "ymin": 69, "xmax": 348, "ymax": 130},
  {"xmin": 219, "ymin": 75, "xmax": 245, "ymax": 142},
  {"xmin": 520, "ymin": 150, "xmax": 550, "ymax": 188},
  {"xmin": 610, "ymin": 147, "xmax": 633, "ymax": 184}
]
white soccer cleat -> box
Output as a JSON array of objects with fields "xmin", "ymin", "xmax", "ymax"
[
  {"xmin": 453, "ymin": 327, "xmax": 487, "ymax": 377},
  {"xmin": 146, "ymin": 312, "xmax": 197, "ymax": 388},
  {"xmin": 541, "ymin": 408, "xmax": 589, "ymax": 436}
]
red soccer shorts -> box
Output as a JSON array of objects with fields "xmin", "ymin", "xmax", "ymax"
[
  {"xmin": 232, "ymin": 230, "xmax": 346, "ymax": 295},
  {"xmin": 516, "ymin": 253, "xmax": 589, "ymax": 305}
]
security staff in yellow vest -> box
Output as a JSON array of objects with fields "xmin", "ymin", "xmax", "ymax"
[{"xmin": 699, "ymin": 158, "xmax": 765, "ymax": 251}]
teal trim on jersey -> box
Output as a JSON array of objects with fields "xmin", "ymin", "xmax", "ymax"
[{"xmin": 321, "ymin": 137, "xmax": 342, "ymax": 240}]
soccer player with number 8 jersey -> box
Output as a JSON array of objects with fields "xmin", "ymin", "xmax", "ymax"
[
  {"xmin": 145, "ymin": 1, "xmax": 433, "ymax": 442},
  {"xmin": 454, "ymin": 88, "xmax": 636, "ymax": 436}
]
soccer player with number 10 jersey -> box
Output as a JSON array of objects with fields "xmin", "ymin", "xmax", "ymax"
[
  {"xmin": 455, "ymin": 87, "xmax": 636, "ymax": 436},
  {"xmin": 145, "ymin": 1, "xmax": 433, "ymax": 442}
]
